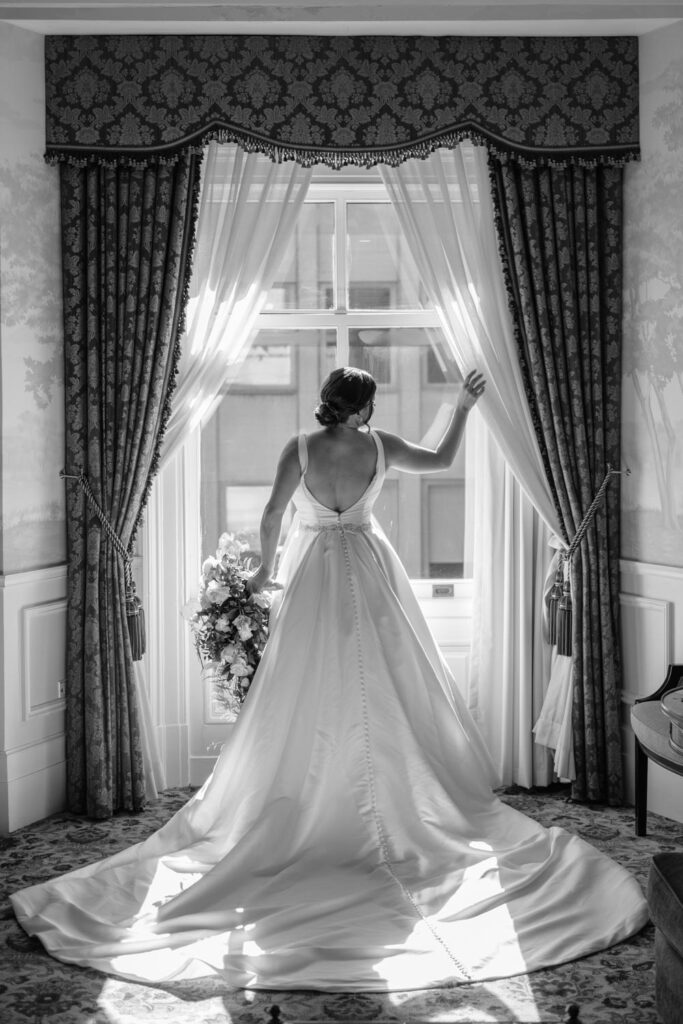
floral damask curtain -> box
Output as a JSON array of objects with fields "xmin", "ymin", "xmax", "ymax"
[
  {"xmin": 488, "ymin": 158, "xmax": 625, "ymax": 805},
  {"xmin": 44, "ymin": 35, "xmax": 639, "ymax": 169},
  {"xmin": 61, "ymin": 154, "xmax": 201, "ymax": 817}
]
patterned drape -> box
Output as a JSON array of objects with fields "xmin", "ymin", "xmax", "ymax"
[
  {"xmin": 488, "ymin": 158, "xmax": 625, "ymax": 805},
  {"xmin": 62, "ymin": 154, "xmax": 201, "ymax": 817},
  {"xmin": 44, "ymin": 35, "xmax": 639, "ymax": 169}
]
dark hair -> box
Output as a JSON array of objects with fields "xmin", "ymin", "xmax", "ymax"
[{"xmin": 314, "ymin": 367, "xmax": 377, "ymax": 427}]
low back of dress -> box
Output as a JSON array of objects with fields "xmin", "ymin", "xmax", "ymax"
[{"xmin": 293, "ymin": 429, "xmax": 385, "ymax": 530}]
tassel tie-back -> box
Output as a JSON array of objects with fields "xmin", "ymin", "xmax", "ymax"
[
  {"xmin": 60, "ymin": 470, "xmax": 146, "ymax": 661},
  {"xmin": 548, "ymin": 466, "xmax": 630, "ymax": 657}
]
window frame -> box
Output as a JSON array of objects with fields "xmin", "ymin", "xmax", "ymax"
[{"xmin": 255, "ymin": 182, "xmax": 444, "ymax": 369}]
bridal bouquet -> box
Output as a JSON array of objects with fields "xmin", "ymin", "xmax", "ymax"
[{"xmin": 184, "ymin": 533, "xmax": 271, "ymax": 718}]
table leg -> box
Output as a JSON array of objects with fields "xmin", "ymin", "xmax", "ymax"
[{"xmin": 635, "ymin": 738, "xmax": 648, "ymax": 836}]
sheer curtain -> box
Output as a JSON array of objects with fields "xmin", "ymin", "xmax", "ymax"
[
  {"xmin": 161, "ymin": 142, "xmax": 312, "ymax": 462},
  {"xmin": 145, "ymin": 143, "xmax": 311, "ymax": 786},
  {"xmin": 381, "ymin": 145, "xmax": 565, "ymax": 785}
]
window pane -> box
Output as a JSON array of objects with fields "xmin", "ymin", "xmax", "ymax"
[
  {"xmin": 224, "ymin": 486, "xmax": 295, "ymax": 565},
  {"xmin": 426, "ymin": 481, "xmax": 465, "ymax": 578},
  {"xmin": 347, "ymin": 203, "xmax": 428, "ymax": 310},
  {"xmin": 349, "ymin": 326, "xmax": 465, "ymax": 579},
  {"xmin": 349, "ymin": 326, "xmax": 461, "ymax": 389},
  {"xmin": 232, "ymin": 341, "xmax": 294, "ymax": 389},
  {"xmin": 200, "ymin": 329, "xmax": 336, "ymax": 562},
  {"xmin": 264, "ymin": 204, "xmax": 334, "ymax": 311}
]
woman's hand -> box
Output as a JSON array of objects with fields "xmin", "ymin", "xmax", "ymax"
[
  {"xmin": 459, "ymin": 369, "xmax": 486, "ymax": 411},
  {"xmin": 246, "ymin": 566, "xmax": 273, "ymax": 596},
  {"xmin": 246, "ymin": 566, "xmax": 282, "ymax": 596}
]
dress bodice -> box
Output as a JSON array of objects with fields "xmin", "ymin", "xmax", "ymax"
[{"xmin": 293, "ymin": 430, "xmax": 385, "ymax": 530}]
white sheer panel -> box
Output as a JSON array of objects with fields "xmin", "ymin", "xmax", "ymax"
[
  {"xmin": 144, "ymin": 143, "xmax": 309, "ymax": 789},
  {"xmin": 380, "ymin": 146, "xmax": 561, "ymax": 537},
  {"xmin": 161, "ymin": 142, "xmax": 312, "ymax": 462},
  {"xmin": 381, "ymin": 146, "xmax": 566, "ymax": 784},
  {"xmin": 533, "ymin": 651, "xmax": 576, "ymax": 781},
  {"xmin": 133, "ymin": 662, "xmax": 167, "ymax": 800},
  {"xmin": 467, "ymin": 413, "xmax": 553, "ymax": 786}
]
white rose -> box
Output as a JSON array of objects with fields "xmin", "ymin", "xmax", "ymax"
[
  {"xmin": 230, "ymin": 659, "xmax": 253, "ymax": 678},
  {"xmin": 206, "ymin": 582, "xmax": 231, "ymax": 605},
  {"xmin": 201, "ymin": 556, "xmax": 219, "ymax": 578},
  {"xmin": 220, "ymin": 644, "xmax": 238, "ymax": 665},
  {"xmin": 233, "ymin": 614, "xmax": 253, "ymax": 641},
  {"xmin": 217, "ymin": 533, "xmax": 246, "ymax": 561}
]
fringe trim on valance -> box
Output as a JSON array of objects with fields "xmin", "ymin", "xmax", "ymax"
[{"xmin": 45, "ymin": 123, "xmax": 641, "ymax": 171}]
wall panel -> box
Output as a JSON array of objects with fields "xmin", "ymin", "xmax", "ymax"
[{"xmin": 0, "ymin": 565, "xmax": 67, "ymax": 832}]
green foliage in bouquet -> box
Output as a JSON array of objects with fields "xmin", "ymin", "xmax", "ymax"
[{"xmin": 185, "ymin": 533, "xmax": 271, "ymax": 711}]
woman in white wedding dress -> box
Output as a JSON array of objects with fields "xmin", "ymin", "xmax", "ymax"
[{"xmin": 11, "ymin": 367, "xmax": 647, "ymax": 991}]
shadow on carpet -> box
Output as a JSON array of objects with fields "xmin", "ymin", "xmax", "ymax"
[{"xmin": 1, "ymin": 786, "xmax": 680, "ymax": 1024}]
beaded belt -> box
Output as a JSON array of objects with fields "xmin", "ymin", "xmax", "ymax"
[{"xmin": 300, "ymin": 521, "xmax": 372, "ymax": 534}]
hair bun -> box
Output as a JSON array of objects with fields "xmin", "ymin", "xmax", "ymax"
[
  {"xmin": 314, "ymin": 400, "xmax": 340, "ymax": 426},
  {"xmin": 315, "ymin": 367, "xmax": 377, "ymax": 427}
]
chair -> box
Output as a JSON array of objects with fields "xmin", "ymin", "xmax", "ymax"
[{"xmin": 631, "ymin": 664, "xmax": 683, "ymax": 836}]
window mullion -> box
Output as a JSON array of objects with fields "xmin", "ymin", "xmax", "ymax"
[
  {"xmin": 337, "ymin": 321, "xmax": 350, "ymax": 366},
  {"xmin": 335, "ymin": 197, "xmax": 349, "ymax": 365}
]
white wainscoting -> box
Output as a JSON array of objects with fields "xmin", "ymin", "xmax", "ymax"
[
  {"xmin": 0, "ymin": 565, "xmax": 67, "ymax": 833},
  {"xmin": 620, "ymin": 559, "xmax": 683, "ymax": 825}
]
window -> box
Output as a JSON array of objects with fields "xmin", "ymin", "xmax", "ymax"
[{"xmin": 200, "ymin": 168, "xmax": 469, "ymax": 580}]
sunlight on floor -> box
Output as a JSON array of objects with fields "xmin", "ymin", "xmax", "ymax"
[
  {"xmin": 388, "ymin": 976, "xmax": 545, "ymax": 1024},
  {"xmin": 97, "ymin": 980, "xmax": 237, "ymax": 1023}
]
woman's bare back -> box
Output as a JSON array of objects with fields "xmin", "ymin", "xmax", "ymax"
[{"xmin": 304, "ymin": 428, "xmax": 378, "ymax": 514}]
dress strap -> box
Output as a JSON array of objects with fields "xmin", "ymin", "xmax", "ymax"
[
  {"xmin": 297, "ymin": 433, "xmax": 309, "ymax": 474},
  {"xmin": 370, "ymin": 429, "xmax": 385, "ymax": 478}
]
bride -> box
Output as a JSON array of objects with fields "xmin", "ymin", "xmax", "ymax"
[{"xmin": 11, "ymin": 367, "xmax": 647, "ymax": 991}]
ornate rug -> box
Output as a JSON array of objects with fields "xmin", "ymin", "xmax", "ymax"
[{"xmin": 1, "ymin": 786, "xmax": 680, "ymax": 1023}]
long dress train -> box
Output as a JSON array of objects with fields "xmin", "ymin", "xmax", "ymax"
[{"xmin": 11, "ymin": 430, "xmax": 648, "ymax": 991}]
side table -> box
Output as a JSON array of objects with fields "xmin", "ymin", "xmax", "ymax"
[{"xmin": 631, "ymin": 664, "xmax": 683, "ymax": 837}]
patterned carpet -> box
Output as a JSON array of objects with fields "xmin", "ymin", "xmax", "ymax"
[{"xmin": 1, "ymin": 785, "xmax": 680, "ymax": 1024}]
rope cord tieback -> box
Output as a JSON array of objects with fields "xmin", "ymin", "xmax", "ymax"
[
  {"xmin": 549, "ymin": 465, "xmax": 630, "ymax": 657},
  {"xmin": 60, "ymin": 469, "xmax": 146, "ymax": 661}
]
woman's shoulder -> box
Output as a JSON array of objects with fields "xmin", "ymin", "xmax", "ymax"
[
  {"xmin": 276, "ymin": 434, "xmax": 303, "ymax": 466},
  {"xmin": 373, "ymin": 428, "xmax": 402, "ymax": 455}
]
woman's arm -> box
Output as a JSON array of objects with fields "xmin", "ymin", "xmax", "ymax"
[
  {"xmin": 247, "ymin": 436, "xmax": 301, "ymax": 594},
  {"xmin": 379, "ymin": 370, "xmax": 486, "ymax": 474}
]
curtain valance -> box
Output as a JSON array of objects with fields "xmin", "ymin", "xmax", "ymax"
[{"xmin": 44, "ymin": 34, "xmax": 639, "ymax": 168}]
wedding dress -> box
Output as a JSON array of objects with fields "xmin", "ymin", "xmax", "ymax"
[{"xmin": 11, "ymin": 430, "xmax": 647, "ymax": 991}]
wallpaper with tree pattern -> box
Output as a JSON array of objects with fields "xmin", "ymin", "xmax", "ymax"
[
  {"xmin": 0, "ymin": 23, "xmax": 64, "ymax": 574},
  {"xmin": 622, "ymin": 22, "xmax": 683, "ymax": 567}
]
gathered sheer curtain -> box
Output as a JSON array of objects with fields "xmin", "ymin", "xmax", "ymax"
[
  {"xmin": 143, "ymin": 143, "xmax": 311, "ymax": 788},
  {"xmin": 381, "ymin": 145, "xmax": 568, "ymax": 785},
  {"xmin": 160, "ymin": 142, "xmax": 312, "ymax": 463}
]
